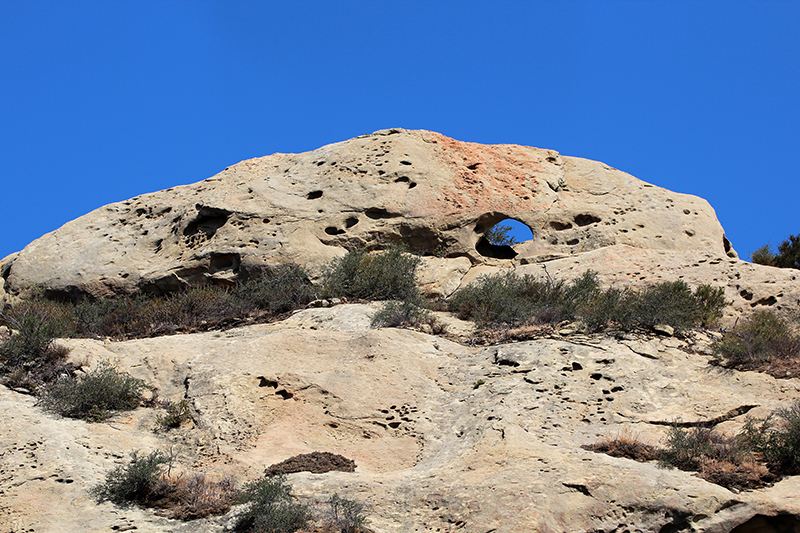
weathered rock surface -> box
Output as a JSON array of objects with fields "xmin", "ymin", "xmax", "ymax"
[
  {"xmin": 2, "ymin": 305, "xmax": 799, "ymax": 532},
  {"xmin": 3, "ymin": 130, "xmax": 800, "ymax": 532},
  {"xmin": 2, "ymin": 129, "xmax": 736, "ymax": 301}
]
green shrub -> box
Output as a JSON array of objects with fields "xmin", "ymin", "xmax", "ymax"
[
  {"xmin": 623, "ymin": 281, "xmax": 701, "ymax": 332},
  {"xmin": 92, "ymin": 450, "xmax": 173, "ymax": 505},
  {"xmin": 739, "ymin": 402, "xmax": 800, "ymax": 474},
  {"xmin": 325, "ymin": 493, "xmax": 369, "ymax": 533},
  {"xmin": 370, "ymin": 297, "xmax": 443, "ymax": 332},
  {"xmin": 772, "ymin": 402, "xmax": 800, "ymax": 473},
  {"xmin": 235, "ymin": 264, "xmax": 316, "ymax": 314},
  {"xmin": 321, "ymin": 246, "xmax": 421, "ymax": 301},
  {"xmin": 693, "ymin": 284, "xmax": 728, "ymax": 327},
  {"xmin": 658, "ymin": 424, "xmax": 736, "ymax": 470},
  {"xmin": 92, "ymin": 450, "xmax": 236, "ymax": 519},
  {"xmin": 40, "ymin": 361, "xmax": 155, "ymax": 421},
  {"xmin": 235, "ymin": 474, "xmax": 311, "ymax": 533},
  {"xmin": 448, "ymin": 271, "xmax": 723, "ymax": 334},
  {"xmin": 0, "ymin": 299, "xmax": 72, "ymax": 369},
  {"xmin": 580, "ymin": 280, "xmax": 726, "ymax": 333},
  {"xmin": 713, "ymin": 310, "xmax": 800, "ymax": 366},
  {"xmin": 0, "ymin": 300, "xmax": 75, "ymax": 391},
  {"xmin": 448, "ymin": 271, "xmax": 598, "ymax": 327},
  {"xmin": 579, "ymin": 287, "xmax": 627, "ymax": 332},
  {"xmin": 157, "ymin": 398, "xmax": 192, "ymax": 429}
]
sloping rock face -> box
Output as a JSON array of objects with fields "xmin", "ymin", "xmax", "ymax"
[
  {"xmin": 3, "ymin": 131, "xmax": 800, "ymax": 532},
  {"xmin": 3, "ymin": 129, "xmax": 735, "ymax": 300},
  {"xmin": 2, "ymin": 307, "xmax": 800, "ymax": 532}
]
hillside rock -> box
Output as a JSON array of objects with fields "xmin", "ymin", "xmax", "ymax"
[
  {"xmin": 3, "ymin": 129, "xmax": 735, "ymax": 300},
  {"xmin": 3, "ymin": 130, "xmax": 800, "ymax": 532},
  {"xmin": 2, "ymin": 305, "xmax": 799, "ymax": 532}
]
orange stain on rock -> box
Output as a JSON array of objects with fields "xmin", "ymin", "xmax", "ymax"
[{"xmin": 427, "ymin": 132, "xmax": 557, "ymax": 214}]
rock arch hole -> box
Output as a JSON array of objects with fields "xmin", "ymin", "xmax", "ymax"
[{"xmin": 475, "ymin": 217, "xmax": 534, "ymax": 259}]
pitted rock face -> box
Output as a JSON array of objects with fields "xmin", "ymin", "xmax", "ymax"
[{"xmin": 4, "ymin": 128, "xmax": 734, "ymax": 299}]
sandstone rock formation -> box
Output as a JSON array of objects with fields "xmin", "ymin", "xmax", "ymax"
[
  {"xmin": 2, "ymin": 130, "xmax": 800, "ymax": 532},
  {"xmin": 2, "ymin": 306, "xmax": 800, "ymax": 532},
  {"xmin": 2, "ymin": 128, "xmax": 735, "ymax": 302}
]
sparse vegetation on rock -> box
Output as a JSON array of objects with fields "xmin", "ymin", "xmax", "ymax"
[
  {"xmin": 235, "ymin": 474, "xmax": 311, "ymax": 533},
  {"xmin": 325, "ymin": 493, "xmax": 370, "ymax": 533},
  {"xmin": 448, "ymin": 271, "xmax": 727, "ymax": 334},
  {"xmin": 92, "ymin": 450, "xmax": 174, "ymax": 505},
  {"xmin": 92, "ymin": 450, "xmax": 237, "ymax": 520},
  {"xmin": 0, "ymin": 299, "xmax": 74, "ymax": 392},
  {"xmin": 587, "ymin": 402, "xmax": 800, "ymax": 491},
  {"xmin": 39, "ymin": 361, "xmax": 155, "ymax": 421},
  {"xmin": 713, "ymin": 310, "xmax": 800, "ymax": 377},
  {"xmin": 321, "ymin": 245, "xmax": 421, "ymax": 301},
  {"xmin": 156, "ymin": 398, "xmax": 192, "ymax": 429}
]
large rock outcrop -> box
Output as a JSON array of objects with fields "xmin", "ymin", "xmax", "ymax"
[
  {"xmin": 2, "ymin": 306, "xmax": 799, "ymax": 532},
  {"xmin": 3, "ymin": 130, "xmax": 800, "ymax": 532},
  {"xmin": 3, "ymin": 129, "xmax": 736, "ymax": 301}
]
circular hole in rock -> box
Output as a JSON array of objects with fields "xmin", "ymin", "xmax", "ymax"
[{"xmin": 475, "ymin": 218, "xmax": 534, "ymax": 259}]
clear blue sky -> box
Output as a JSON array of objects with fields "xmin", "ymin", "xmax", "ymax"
[{"xmin": 2, "ymin": 1, "xmax": 798, "ymax": 261}]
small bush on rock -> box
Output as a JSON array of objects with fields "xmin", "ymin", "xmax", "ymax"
[
  {"xmin": 325, "ymin": 493, "xmax": 369, "ymax": 533},
  {"xmin": 92, "ymin": 450, "xmax": 173, "ymax": 505},
  {"xmin": 235, "ymin": 264, "xmax": 316, "ymax": 315},
  {"xmin": 739, "ymin": 402, "xmax": 800, "ymax": 475},
  {"xmin": 589, "ymin": 402, "xmax": 800, "ymax": 491},
  {"xmin": 40, "ymin": 361, "xmax": 155, "ymax": 421},
  {"xmin": 448, "ymin": 270, "xmax": 599, "ymax": 327},
  {"xmin": 322, "ymin": 246, "xmax": 420, "ymax": 301},
  {"xmin": 693, "ymin": 284, "xmax": 728, "ymax": 327},
  {"xmin": 156, "ymin": 398, "xmax": 192, "ymax": 429},
  {"xmin": 713, "ymin": 310, "xmax": 800, "ymax": 368},
  {"xmin": 659, "ymin": 425, "xmax": 731, "ymax": 471},
  {"xmin": 621, "ymin": 280, "xmax": 701, "ymax": 333},
  {"xmin": 92, "ymin": 450, "xmax": 237, "ymax": 519},
  {"xmin": 370, "ymin": 297, "xmax": 444, "ymax": 333},
  {"xmin": 448, "ymin": 271, "xmax": 725, "ymax": 334},
  {"xmin": 235, "ymin": 474, "xmax": 311, "ymax": 533},
  {"xmin": 0, "ymin": 299, "xmax": 75, "ymax": 391}
]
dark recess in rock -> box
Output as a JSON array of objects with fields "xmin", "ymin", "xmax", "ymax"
[
  {"xmin": 729, "ymin": 513, "xmax": 800, "ymax": 533},
  {"xmin": 183, "ymin": 206, "xmax": 232, "ymax": 238},
  {"xmin": 574, "ymin": 214, "xmax": 602, "ymax": 227},
  {"xmin": 365, "ymin": 207, "xmax": 402, "ymax": 219},
  {"xmin": 476, "ymin": 237, "xmax": 518, "ymax": 260}
]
